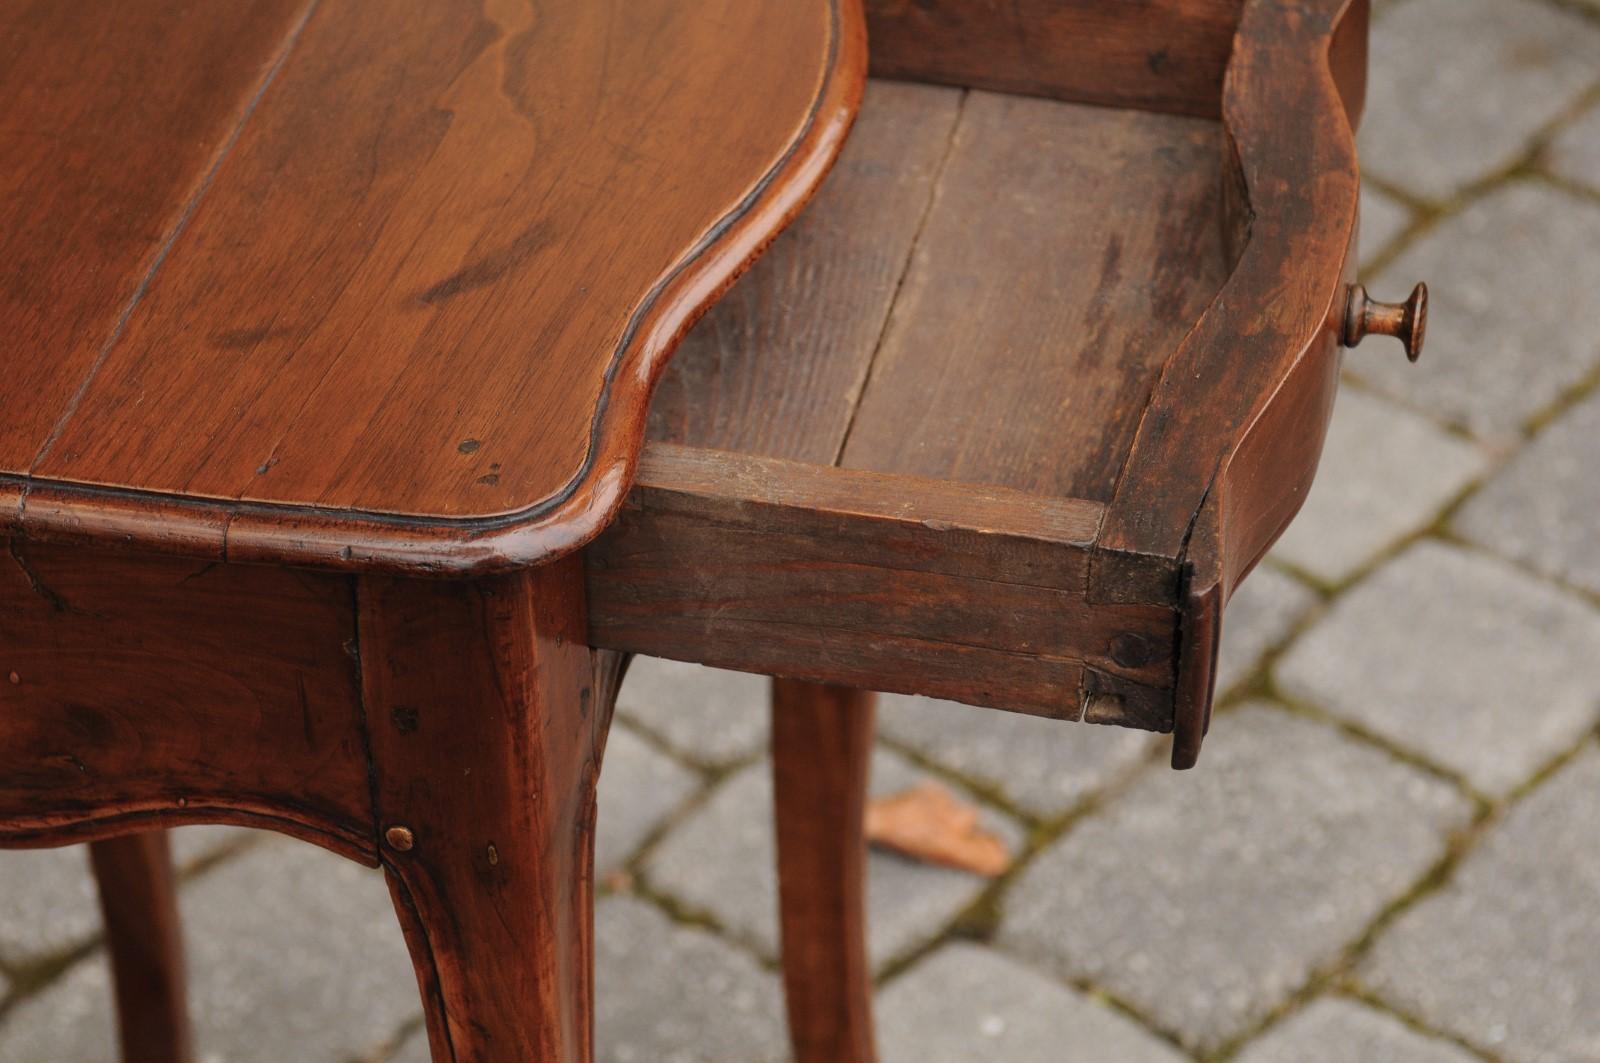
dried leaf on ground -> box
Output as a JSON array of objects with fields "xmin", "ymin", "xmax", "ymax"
[{"xmin": 865, "ymin": 781, "xmax": 1012, "ymax": 877}]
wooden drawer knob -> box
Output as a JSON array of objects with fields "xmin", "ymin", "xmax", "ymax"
[{"xmin": 1342, "ymin": 282, "xmax": 1428, "ymax": 362}]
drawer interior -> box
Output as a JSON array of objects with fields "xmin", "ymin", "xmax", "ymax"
[
  {"xmin": 591, "ymin": 0, "xmax": 1365, "ymax": 767},
  {"xmin": 647, "ymin": 80, "xmax": 1232, "ymax": 504},
  {"xmin": 604, "ymin": 80, "xmax": 1240, "ymax": 733}
]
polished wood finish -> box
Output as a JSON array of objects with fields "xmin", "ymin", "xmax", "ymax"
[
  {"xmin": 1, "ymin": 0, "xmax": 1382, "ymax": 1059},
  {"xmin": 0, "ymin": 2, "xmax": 862, "ymax": 1059},
  {"xmin": 0, "ymin": 0, "xmax": 865, "ymax": 574},
  {"xmin": 361, "ymin": 558, "xmax": 618, "ymax": 1063},
  {"xmin": 2, "ymin": 543, "xmax": 629, "ymax": 1060},
  {"xmin": 0, "ymin": 541, "xmax": 372, "ymax": 856},
  {"xmin": 865, "ymin": 0, "xmax": 1244, "ymax": 117},
  {"xmin": 89, "ymin": 832, "xmax": 194, "ymax": 1063},
  {"xmin": 772, "ymin": 680, "xmax": 877, "ymax": 1063},
  {"xmin": 1344, "ymin": 282, "xmax": 1429, "ymax": 362},
  {"xmin": 0, "ymin": 0, "xmax": 314, "ymax": 467}
]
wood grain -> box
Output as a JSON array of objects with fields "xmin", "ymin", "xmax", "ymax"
[
  {"xmin": 0, "ymin": 542, "xmax": 372, "ymax": 857},
  {"xmin": 659, "ymin": 85, "xmax": 1228, "ymax": 504},
  {"xmin": 840, "ymin": 92, "xmax": 1227, "ymax": 502},
  {"xmin": 587, "ymin": 446, "xmax": 1175, "ymax": 729},
  {"xmin": 90, "ymin": 832, "xmax": 194, "ymax": 1063},
  {"xmin": 865, "ymin": 0, "xmax": 1244, "ymax": 117},
  {"xmin": 772, "ymin": 681, "xmax": 877, "ymax": 1063},
  {"xmin": 362, "ymin": 557, "xmax": 616, "ymax": 1062},
  {"xmin": 648, "ymin": 80, "xmax": 961, "ymax": 464},
  {"xmin": 2, "ymin": 0, "xmax": 865, "ymax": 575},
  {"xmin": 613, "ymin": 0, "xmax": 1368, "ymax": 761},
  {"xmin": 1095, "ymin": 0, "xmax": 1365, "ymax": 765},
  {"xmin": 0, "ymin": 0, "xmax": 313, "ymax": 474}
]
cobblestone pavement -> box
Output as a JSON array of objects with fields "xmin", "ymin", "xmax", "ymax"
[{"xmin": 4, "ymin": 1, "xmax": 1599, "ymax": 1059}]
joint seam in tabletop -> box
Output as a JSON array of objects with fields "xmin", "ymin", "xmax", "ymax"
[
  {"xmin": 24, "ymin": 0, "xmax": 323, "ymax": 480},
  {"xmin": 5, "ymin": 0, "xmax": 850, "ymax": 573}
]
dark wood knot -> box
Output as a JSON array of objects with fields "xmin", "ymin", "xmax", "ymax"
[{"xmin": 1342, "ymin": 282, "xmax": 1428, "ymax": 362}]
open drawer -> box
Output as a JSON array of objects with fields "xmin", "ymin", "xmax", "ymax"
[{"xmin": 584, "ymin": 0, "xmax": 1422, "ymax": 767}]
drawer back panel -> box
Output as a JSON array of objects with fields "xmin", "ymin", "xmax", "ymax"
[{"xmin": 864, "ymin": 0, "xmax": 1245, "ymax": 117}]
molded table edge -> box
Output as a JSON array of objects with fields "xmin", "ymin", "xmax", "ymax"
[{"xmin": 0, "ymin": 0, "xmax": 868, "ymax": 577}]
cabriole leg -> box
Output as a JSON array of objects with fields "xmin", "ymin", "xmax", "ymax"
[
  {"xmin": 89, "ymin": 830, "xmax": 194, "ymax": 1063},
  {"xmin": 772, "ymin": 679, "xmax": 877, "ymax": 1063},
  {"xmin": 358, "ymin": 558, "xmax": 617, "ymax": 1063}
]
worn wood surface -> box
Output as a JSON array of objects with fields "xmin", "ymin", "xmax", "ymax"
[
  {"xmin": 838, "ymin": 92, "xmax": 1226, "ymax": 501},
  {"xmin": 630, "ymin": 0, "xmax": 1368, "ymax": 761},
  {"xmin": 588, "ymin": 446, "xmax": 1175, "ymax": 730},
  {"xmin": 361, "ymin": 557, "xmax": 616, "ymax": 1062},
  {"xmin": 1093, "ymin": 0, "xmax": 1364, "ymax": 765},
  {"xmin": 864, "ymin": 0, "xmax": 1244, "ymax": 116},
  {"xmin": 0, "ymin": 0, "xmax": 864, "ymax": 574},
  {"xmin": 772, "ymin": 681, "xmax": 877, "ymax": 1063},
  {"xmin": 631, "ymin": 84, "xmax": 1228, "ymax": 729},
  {"xmin": 647, "ymin": 81, "xmax": 961, "ymax": 465},
  {"xmin": 654, "ymin": 84, "xmax": 1227, "ymax": 504},
  {"xmin": 0, "ymin": 542, "xmax": 373, "ymax": 856},
  {"xmin": 90, "ymin": 832, "xmax": 194, "ymax": 1063},
  {"xmin": 1096, "ymin": 0, "xmax": 1361, "ymax": 585}
]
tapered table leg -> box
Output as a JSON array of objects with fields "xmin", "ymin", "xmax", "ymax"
[
  {"xmin": 89, "ymin": 831, "xmax": 194, "ymax": 1063},
  {"xmin": 358, "ymin": 557, "xmax": 618, "ymax": 1063},
  {"xmin": 772, "ymin": 679, "xmax": 877, "ymax": 1063}
]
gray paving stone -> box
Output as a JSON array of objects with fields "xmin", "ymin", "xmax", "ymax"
[
  {"xmin": 1360, "ymin": 0, "xmax": 1600, "ymax": 200},
  {"xmin": 878, "ymin": 943, "xmax": 1185, "ymax": 1063},
  {"xmin": 1355, "ymin": 181, "xmax": 1600, "ymax": 437},
  {"xmin": 1277, "ymin": 540, "xmax": 1600, "ymax": 795},
  {"xmin": 1270, "ymin": 389, "xmax": 1488, "ymax": 584},
  {"xmin": 1360, "ymin": 185, "xmax": 1413, "ymax": 266},
  {"xmin": 388, "ymin": 898, "xmax": 787, "ymax": 1063},
  {"xmin": 0, "ymin": 846, "xmax": 100, "ymax": 967},
  {"xmin": 390, "ymin": 1025, "xmax": 431, "ymax": 1063},
  {"xmin": 1235, "ymin": 996, "xmax": 1478, "ymax": 1063},
  {"xmin": 169, "ymin": 824, "xmax": 255, "ymax": 868},
  {"xmin": 616, "ymin": 656, "xmax": 770, "ymax": 768},
  {"xmin": 1217, "ymin": 566, "xmax": 1319, "ymax": 696},
  {"xmin": 0, "ymin": 952, "xmax": 117, "ymax": 1063},
  {"xmin": 996, "ymin": 705, "xmax": 1472, "ymax": 1053},
  {"xmin": 877, "ymin": 694, "xmax": 1154, "ymax": 820},
  {"xmin": 1456, "ymin": 390, "xmax": 1600, "ymax": 598},
  {"xmin": 597, "ymin": 725, "xmax": 701, "ymax": 875},
  {"xmin": 644, "ymin": 750, "xmax": 1023, "ymax": 969},
  {"xmin": 0, "ymin": 838, "xmax": 418, "ymax": 1062},
  {"xmin": 0, "ymin": 828, "xmax": 259, "ymax": 970},
  {"xmin": 1549, "ymin": 101, "xmax": 1600, "ymax": 192},
  {"xmin": 182, "ymin": 838, "xmax": 418, "ymax": 1062},
  {"xmin": 1361, "ymin": 746, "xmax": 1600, "ymax": 1062},
  {"xmin": 594, "ymin": 896, "xmax": 787, "ymax": 1063}
]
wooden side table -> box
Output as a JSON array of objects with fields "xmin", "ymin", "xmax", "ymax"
[
  {"xmin": 1, "ymin": 3, "xmax": 857, "ymax": 1060},
  {"xmin": 0, "ymin": 1, "xmax": 1424, "ymax": 1060}
]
